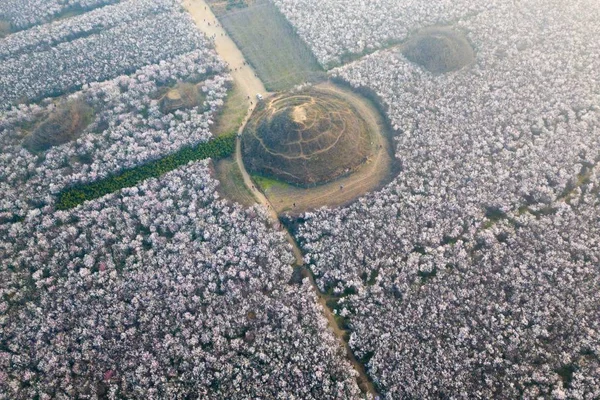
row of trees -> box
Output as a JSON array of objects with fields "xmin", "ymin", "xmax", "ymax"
[
  {"xmin": 57, "ymin": 133, "xmax": 236, "ymax": 210},
  {"xmin": 0, "ymin": 0, "xmax": 176, "ymax": 62},
  {"xmin": 294, "ymin": 0, "xmax": 600, "ymax": 397},
  {"xmin": 0, "ymin": 4, "xmax": 207, "ymax": 109}
]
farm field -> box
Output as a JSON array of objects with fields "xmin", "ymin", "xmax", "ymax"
[{"xmin": 218, "ymin": 0, "xmax": 325, "ymax": 92}]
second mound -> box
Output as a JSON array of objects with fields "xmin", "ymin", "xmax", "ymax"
[
  {"xmin": 402, "ymin": 27, "xmax": 475, "ymax": 73},
  {"xmin": 242, "ymin": 88, "xmax": 372, "ymax": 186}
]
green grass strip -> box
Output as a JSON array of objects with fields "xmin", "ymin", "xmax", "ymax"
[{"xmin": 56, "ymin": 133, "xmax": 236, "ymax": 210}]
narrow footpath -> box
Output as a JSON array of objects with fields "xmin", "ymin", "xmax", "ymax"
[{"xmin": 184, "ymin": 0, "xmax": 379, "ymax": 398}]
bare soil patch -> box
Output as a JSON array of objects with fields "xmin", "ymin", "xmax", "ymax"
[{"xmin": 158, "ymin": 82, "xmax": 205, "ymax": 114}]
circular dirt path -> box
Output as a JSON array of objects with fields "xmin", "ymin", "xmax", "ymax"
[{"xmin": 257, "ymin": 82, "xmax": 395, "ymax": 215}]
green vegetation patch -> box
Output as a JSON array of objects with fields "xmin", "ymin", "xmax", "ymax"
[
  {"xmin": 214, "ymin": 158, "xmax": 256, "ymax": 207},
  {"xmin": 226, "ymin": 0, "xmax": 249, "ymax": 11},
  {"xmin": 252, "ymin": 174, "xmax": 290, "ymax": 191},
  {"xmin": 219, "ymin": 0, "xmax": 325, "ymax": 91},
  {"xmin": 57, "ymin": 133, "xmax": 236, "ymax": 210},
  {"xmin": 212, "ymin": 81, "xmax": 248, "ymax": 136}
]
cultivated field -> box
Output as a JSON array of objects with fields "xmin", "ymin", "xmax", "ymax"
[{"xmin": 219, "ymin": 0, "xmax": 325, "ymax": 92}]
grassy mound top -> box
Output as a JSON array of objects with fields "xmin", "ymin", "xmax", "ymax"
[
  {"xmin": 158, "ymin": 82, "xmax": 205, "ymax": 114},
  {"xmin": 242, "ymin": 87, "xmax": 371, "ymax": 186}
]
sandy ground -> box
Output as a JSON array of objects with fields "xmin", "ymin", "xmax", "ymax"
[{"xmin": 183, "ymin": 0, "xmax": 267, "ymax": 99}]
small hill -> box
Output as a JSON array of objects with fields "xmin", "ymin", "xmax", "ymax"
[
  {"xmin": 159, "ymin": 82, "xmax": 204, "ymax": 114},
  {"xmin": 402, "ymin": 27, "xmax": 475, "ymax": 73},
  {"xmin": 242, "ymin": 88, "xmax": 371, "ymax": 186},
  {"xmin": 22, "ymin": 99, "xmax": 94, "ymax": 152},
  {"xmin": 0, "ymin": 19, "xmax": 11, "ymax": 38}
]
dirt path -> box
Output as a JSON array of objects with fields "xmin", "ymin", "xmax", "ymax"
[
  {"xmin": 183, "ymin": 0, "xmax": 267, "ymax": 99},
  {"xmin": 185, "ymin": 2, "xmax": 379, "ymax": 397},
  {"xmin": 184, "ymin": 0, "xmax": 302, "ymax": 261}
]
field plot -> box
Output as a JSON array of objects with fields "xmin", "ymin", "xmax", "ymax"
[{"xmin": 219, "ymin": 0, "xmax": 325, "ymax": 92}]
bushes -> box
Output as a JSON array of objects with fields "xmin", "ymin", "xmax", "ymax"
[{"xmin": 57, "ymin": 133, "xmax": 236, "ymax": 209}]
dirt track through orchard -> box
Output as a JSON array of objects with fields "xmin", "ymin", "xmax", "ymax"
[
  {"xmin": 185, "ymin": 1, "xmax": 380, "ymax": 397},
  {"xmin": 183, "ymin": 0, "xmax": 281, "ymax": 228}
]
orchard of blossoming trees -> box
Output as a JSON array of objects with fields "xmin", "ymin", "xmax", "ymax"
[
  {"xmin": 0, "ymin": 0, "xmax": 233, "ymax": 221},
  {"xmin": 0, "ymin": 0, "xmax": 119, "ymax": 32},
  {"xmin": 281, "ymin": 0, "xmax": 600, "ymax": 397},
  {"xmin": 0, "ymin": 162, "xmax": 362, "ymax": 399},
  {"xmin": 0, "ymin": 0, "xmax": 176, "ymax": 61},
  {"xmin": 271, "ymin": 0, "xmax": 493, "ymax": 67},
  {"xmin": 0, "ymin": 2, "xmax": 212, "ymax": 108},
  {"xmin": 0, "ymin": 1, "xmax": 364, "ymax": 398},
  {"xmin": 3, "ymin": 0, "xmax": 600, "ymax": 398}
]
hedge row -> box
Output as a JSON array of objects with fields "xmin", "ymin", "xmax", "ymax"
[{"xmin": 56, "ymin": 133, "xmax": 236, "ymax": 210}]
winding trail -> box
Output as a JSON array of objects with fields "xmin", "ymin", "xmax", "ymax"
[{"xmin": 184, "ymin": 0, "xmax": 379, "ymax": 398}]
